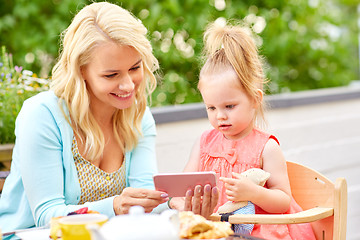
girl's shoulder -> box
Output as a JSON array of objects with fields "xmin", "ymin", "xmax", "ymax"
[
  {"xmin": 252, "ymin": 128, "xmax": 280, "ymax": 145},
  {"xmin": 200, "ymin": 128, "xmax": 222, "ymax": 144}
]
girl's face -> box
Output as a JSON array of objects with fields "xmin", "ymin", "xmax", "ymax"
[
  {"xmin": 199, "ymin": 69, "xmax": 258, "ymax": 140},
  {"xmin": 82, "ymin": 42, "xmax": 143, "ymax": 118}
]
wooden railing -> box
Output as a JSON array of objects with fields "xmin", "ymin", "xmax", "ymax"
[{"xmin": 0, "ymin": 144, "xmax": 13, "ymax": 171}]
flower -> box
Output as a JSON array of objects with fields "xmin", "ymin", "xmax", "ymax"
[
  {"xmin": 1, "ymin": 45, "xmax": 50, "ymax": 144},
  {"xmin": 14, "ymin": 66, "xmax": 23, "ymax": 73},
  {"xmin": 22, "ymin": 70, "xmax": 33, "ymax": 76}
]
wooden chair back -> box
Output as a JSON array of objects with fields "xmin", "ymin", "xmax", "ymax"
[
  {"xmin": 209, "ymin": 161, "xmax": 347, "ymax": 240},
  {"xmin": 286, "ymin": 161, "xmax": 347, "ymax": 240}
]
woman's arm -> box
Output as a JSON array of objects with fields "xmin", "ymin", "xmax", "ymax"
[
  {"xmin": 126, "ymin": 107, "xmax": 158, "ymax": 189},
  {"xmin": 115, "ymin": 107, "xmax": 168, "ymax": 214},
  {"xmin": 17, "ymin": 96, "xmax": 83, "ymax": 226}
]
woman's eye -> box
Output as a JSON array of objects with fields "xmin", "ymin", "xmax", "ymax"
[
  {"xmin": 130, "ymin": 65, "xmax": 141, "ymax": 71},
  {"xmin": 104, "ymin": 73, "xmax": 117, "ymax": 78}
]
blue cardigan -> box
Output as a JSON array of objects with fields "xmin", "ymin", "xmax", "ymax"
[{"xmin": 0, "ymin": 91, "xmax": 161, "ymax": 232}]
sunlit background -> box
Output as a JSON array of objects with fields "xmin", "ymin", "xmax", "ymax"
[
  {"xmin": 1, "ymin": 0, "xmax": 359, "ymax": 105},
  {"xmin": 0, "ymin": 0, "xmax": 359, "ymax": 143}
]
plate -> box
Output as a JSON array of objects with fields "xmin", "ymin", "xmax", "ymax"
[{"xmin": 16, "ymin": 228, "xmax": 50, "ymax": 240}]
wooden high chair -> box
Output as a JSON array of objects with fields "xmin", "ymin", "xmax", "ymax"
[{"xmin": 209, "ymin": 161, "xmax": 347, "ymax": 240}]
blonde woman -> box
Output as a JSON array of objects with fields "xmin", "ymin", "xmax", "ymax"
[{"xmin": 0, "ymin": 2, "xmax": 169, "ymax": 232}]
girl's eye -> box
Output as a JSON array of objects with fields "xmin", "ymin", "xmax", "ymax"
[
  {"xmin": 226, "ymin": 105, "xmax": 235, "ymax": 109},
  {"xmin": 207, "ymin": 106, "xmax": 216, "ymax": 111}
]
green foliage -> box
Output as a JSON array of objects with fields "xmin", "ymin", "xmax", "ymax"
[
  {"xmin": 1, "ymin": 0, "xmax": 358, "ymax": 106},
  {"xmin": 0, "ymin": 0, "xmax": 88, "ymax": 77},
  {"xmin": 0, "ymin": 46, "xmax": 49, "ymax": 144},
  {"xmin": 0, "ymin": 0, "xmax": 359, "ymax": 143}
]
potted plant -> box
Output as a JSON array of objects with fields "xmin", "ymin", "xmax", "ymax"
[{"xmin": 0, "ymin": 46, "xmax": 49, "ymax": 170}]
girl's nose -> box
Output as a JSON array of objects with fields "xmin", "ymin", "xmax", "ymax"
[
  {"xmin": 217, "ymin": 110, "xmax": 227, "ymax": 120},
  {"xmin": 119, "ymin": 74, "xmax": 135, "ymax": 92}
]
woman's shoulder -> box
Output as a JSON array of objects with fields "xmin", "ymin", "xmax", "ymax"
[
  {"xmin": 141, "ymin": 107, "xmax": 156, "ymax": 135},
  {"xmin": 22, "ymin": 90, "xmax": 59, "ymax": 109},
  {"xmin": 18, "ymin": 90, "xmax": 65, "ymax": 123}
]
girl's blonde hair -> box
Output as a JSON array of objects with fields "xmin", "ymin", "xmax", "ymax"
[
  {"xmin": 50, "ymin": 2, "xmax": 158, "ymax": 161},
  {"xmin": 199, "ymin": 22, "xmax": 266, "ymax": 127}
]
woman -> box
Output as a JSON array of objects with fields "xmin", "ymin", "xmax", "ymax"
[
  {"xmin": 0, "ymin": 2, "xmax": 166, "ymax": 232},
  {"xmin": 0, "ymin": 2, "xmax": 218, "ymax": 234}
]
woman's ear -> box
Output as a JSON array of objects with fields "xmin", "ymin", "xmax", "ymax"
[{"xmin": 80, "ymin": 65, "xmax": 86, "ymax": 81}]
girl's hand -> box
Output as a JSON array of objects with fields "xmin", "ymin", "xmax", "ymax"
[
  {"xmin": 220, "ymin": 172, "xmax": 259, "ymax": 202},
  {"xmin": 113, "ymin": 187, "xmax": 169, "ymax": 215},
  {"xmin": 183, "ymin": 184, "xmax": 219, "ymax": 219}
]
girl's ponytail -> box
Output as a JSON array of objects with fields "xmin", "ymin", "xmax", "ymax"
[{"xmin": 200, "ymin": 21, "xmax": 267, "ymax": 128}]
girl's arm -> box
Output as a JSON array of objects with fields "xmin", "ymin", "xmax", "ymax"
[
  {"xmin": 259, "ymin": 138, "xmax": 291, "ymax": 213},
  {"xmin": 183, "ymin": 136, "xmax": 201, "ymax": 172},
  {"xmin": 169, "ymin": 137, "xmax": 201, "ymax": 210},
  {"xmin": 170, "ymin": 136, "xmax": 219, "ymax": 217},
  {"xmin": 221, "ymin": 138, "xmax": 291, "ymax": 213}
]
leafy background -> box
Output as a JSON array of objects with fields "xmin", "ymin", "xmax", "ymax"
[{"xmin": 0, "ymin": 0, "xmax": 359, "ymax": 144}]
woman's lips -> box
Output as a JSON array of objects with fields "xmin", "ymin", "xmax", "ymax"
[{"xmin": 111, "ymin": 92, "xmax": 132, "ymax": 98}]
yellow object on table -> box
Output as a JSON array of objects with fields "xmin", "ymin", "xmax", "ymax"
[{"xmin": 50, "ymin": 214, "xmax": 108, "ymax": 240}]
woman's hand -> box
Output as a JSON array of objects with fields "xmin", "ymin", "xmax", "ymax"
[
  {"xmin": 168, "ymin": 197, "xmax": 185, "ymax": 211},
  {"xmin": 183, "ymin": 184, "xmax": 219, "ymax": 219},
  {"xmin": 113, "ymin": 187, "xmax": 169, "ymax": 215}
]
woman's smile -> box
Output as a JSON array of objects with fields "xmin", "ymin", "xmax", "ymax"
[{"xmin": 111, "ymin": 91, "xmax": 133, "ymax": 99}]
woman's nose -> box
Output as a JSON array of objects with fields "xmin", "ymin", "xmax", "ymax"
[{"xmin": 119, "ymin": 74, "xmax": 135, "ymax": 92}]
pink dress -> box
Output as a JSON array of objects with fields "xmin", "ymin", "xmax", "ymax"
[{"xmin": 199, "ymin": 128, "xmax": 316, "ymax": 240}]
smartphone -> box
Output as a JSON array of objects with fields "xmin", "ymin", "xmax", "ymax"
[{"xmin": 153, "ymin": 171, "xmax": 217, "ymax": 197}]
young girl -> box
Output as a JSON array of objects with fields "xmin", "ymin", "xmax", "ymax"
[{"xmin": 183, "ymin": 22, "xmax": 316, "ymax": 239}]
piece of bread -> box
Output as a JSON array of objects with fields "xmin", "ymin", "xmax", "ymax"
[{"xmin": 179, "ymin": 211, "xmax": 233, "ymax": 239}]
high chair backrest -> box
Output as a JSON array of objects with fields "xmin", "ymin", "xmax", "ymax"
[
  {"xmin": 286, "ymin": 161, "xmax": 347, "ymax": 240},
  {"xmin": 209, "ymin": 161, "xmax": 347, "ymax": 240}
]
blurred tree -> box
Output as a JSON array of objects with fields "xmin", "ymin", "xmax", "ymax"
[
  {"xmin": 0, "ymin": 0, "xmax": 359, "ymax": 106},
  {"xmin": 0, "ymin": 0, "xmax": 88, "ymax": 77}
]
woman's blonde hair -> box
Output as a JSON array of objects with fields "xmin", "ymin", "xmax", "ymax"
[
  {"xmin": 199, "ymin": 22, "xmax": 267, "ymax": 127},
  {"xmin": 50, "ymin": 2, "xmax": 158, "ymax": 160}
]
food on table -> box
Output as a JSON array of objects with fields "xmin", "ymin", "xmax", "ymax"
[{"xmin": 179, "ymin": 211, "xmax": 233, "ymax": 239}]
